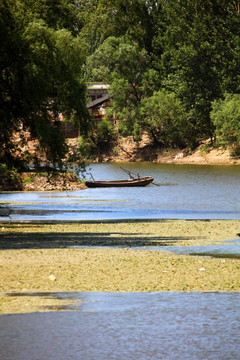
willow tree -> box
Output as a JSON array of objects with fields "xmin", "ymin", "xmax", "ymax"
[{"xmin": 0, "ymin": 0, "xmax": 90, "ymax": 168}]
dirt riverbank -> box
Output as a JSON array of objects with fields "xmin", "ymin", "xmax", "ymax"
[
  {"xmin": 0, "ymin": 220, "xmax": 239, "ymax": 314},
  {"xmin": 1, "ymin": 135, "xmax": 239, "ymax": 192},
  {"xmin": 96, "ymin": 135, "xmax": 240, "ymax": 165},
  {"xmin": 0, "ymin": 171, "xmax": 86, "ymax": 192}
]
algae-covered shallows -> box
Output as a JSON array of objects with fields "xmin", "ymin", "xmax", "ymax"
[{"xmin": 0, "ymin": 220, "xmax": 239, "ymax": 314}]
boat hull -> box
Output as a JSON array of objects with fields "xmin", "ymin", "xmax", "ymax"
[{"xmin": 86, "ymin": 176, "xmax": 154, "ymax": 188}]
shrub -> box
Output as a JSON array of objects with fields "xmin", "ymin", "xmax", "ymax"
[
  {"xmin": 140, "ymin": 90, "xmax": 194, "ymax": 148},
  {"xmin": 78, "ymin": 136, "xmax": 94, "ymax": 159},
  {"xmin": 0, "ymin": 164, "xmax": 22, "ymax": 190},
  {"xmin": 22, "ymin": 177, "xmax": 33, "ymax": 184},
  {"xmin": 95, "ymin": 118, "xmax": 115, "ymax": 151},
  {"xmin": 211, "ymin": 94, "xmax": 240, "ymax": 157}
]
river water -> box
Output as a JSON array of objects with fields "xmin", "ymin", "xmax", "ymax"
[
  {"xmin": 0, "ymin": 163, "xmax": 240, "ymax": 221},
  {"xmin": 0, "ymin": 292, "xmax": 240, "ymax": 360},
  {"xmin": 1, "ymin": 164, "xmax": 240, "ymax": 359}
]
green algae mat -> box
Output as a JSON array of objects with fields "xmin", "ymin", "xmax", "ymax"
[{"xmin": 0, "ymin": 220, "xmax": 239, "ymax": 314}]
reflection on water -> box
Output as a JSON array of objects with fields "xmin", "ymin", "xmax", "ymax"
[
  {"xmin": 68, "ymin": 243, "xmax": 240, "ymax": 259},
  {"xmin": 0, "ymin": 292, "xmax": 239, "ymax": 360},
  {"xmin": 159, "ymin": 243, "xmax": 240, "ymax": 259},
  {"xmin": 132, "ymin": 240, "xmax": 240, "ymax": 259},
  {"xmin": 0, "ymin": 163, "xmax": 240, "ymax": 221}
]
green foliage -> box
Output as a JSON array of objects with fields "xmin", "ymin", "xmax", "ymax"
[
  {"xmin": 0, "ymin": 163, "xmax": 17, "ymax": 178},
  {"xmin": 66, "ymin": 160, "xmax": 88, "ymax": 180},
  {"xmin": 230, "ymin": 145, "xmax": 240, "ymax": 158},
  {"xmin": 85, "ymin": 35, "xmax": 151, "ymax": 136},
  {"xmin": 117, "ymin": 120, "xmax": 131, "ymax": 137},
  {"xmin": 94, "ymin": 118, "xmax": 115, "ymax": 152},
  {"xmin": 78, "ymin": 0, "xmax": 157, "ymax": 55},
  {"xmin": 78, "ymin": 120, "xmax": 116, "ymax": 157},
  {"xmin": 0, "ymin": 164, "xmax": 22, "ymax": 190},
  {"xmin": 82, "ymin": 0, "xmax": 240, "ymax": 151},
  {"xmin": 85, "ymin": 35, "xmax": 149, "ymax": 84},
  {"xmin": 211, "ymin": 94, "xmax": 240, "ymax": 157},
  {"xmin": 22, "ymin": 176, "xmax": 33, "ymax": 185},
  {"xmin": 78, "ymin": 135, "xmax": 94, "ymax": 159},
  {"xmin": 0, "ymin": 0, "xmax": 90, "ymax": 168},
  {"xmin": 2, "ymin": 0, "xmax": 240, "ymax": 166},
  {"xmin": 153, "ymin": 0, "xmax": 240, "ymax": 140},
  {"xmin": 140, "ymin": 90, "xmax": 194, "ymax": 148},
  {"xmin": 200, "ymin": 144, "xmax": 211, "ymax": 156}
]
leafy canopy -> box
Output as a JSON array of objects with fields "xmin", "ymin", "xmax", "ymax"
[
  {"xmin": 140, "ymin": 90, "xmax": 194, "ymax": 148},
  {"xmin": 0, "ymin": 0, "xmax": 90, "ymax": 167},
  {"xmin": 211, "ymin": 94, "xmax": 240, "ymax": 156}
]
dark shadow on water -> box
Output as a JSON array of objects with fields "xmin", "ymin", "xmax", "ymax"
[
  {"xmin": 154, "ymin": 243, "xmax": 240, "ymax": 259},
  {"xmin": 0, "ymin": 231, "xmax": 197, "ymax": 249},
  {"xmin": 10, "ymin": 209, "xmax": 114, "ymax": 215},
  {"xmin": 6, "ymin": 292, "xmax": 79, "ymax": 299},
  {"xmin": 190, "ymin": 252, "xmax": 240, "ymax": 259},
  {"xmin": 5, "ymin": 292, "xmax": 86, "ymax": 311},
  {"xmin": 1, "ymin": 227, "xmax": 239, "ymax": 259}
]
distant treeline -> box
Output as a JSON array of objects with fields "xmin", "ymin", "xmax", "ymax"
[{"xmin": 1, "ymin": 0, "xmax": 240, "ymax": 169}]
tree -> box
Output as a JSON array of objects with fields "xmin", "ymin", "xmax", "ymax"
[
  {"xmin": 0, "ymin": 0, "xmax": 90, "ymax": 167},
  {"xmin": 140, "ymin": 89, "xmax": 194, "ymax": 148},
  {"xmin": 211, "ymin": 94, "xmax": 240, "ymax": 157},
  {"xmin": 78, "ymin": 0, "xmax": 159, "ymax": 55},
  {"xmin": 82, "ymin": 0, "xmax": 240, "ymax": 149},
  {"xmin": 85, "ymin": 35, "xmax": 159, "ymax": 136},
  {"xmin": 153, "ymin": 0, "xmax": 240, "ymax": 141}
]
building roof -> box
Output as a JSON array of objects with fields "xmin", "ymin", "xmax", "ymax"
[
  {"xmin": 87, "ymin": 83, "xmax": 110, "ymax": 90},
  {"xmin": 87, "ymin": 93, "xmax": 110, "ymax": 109}
]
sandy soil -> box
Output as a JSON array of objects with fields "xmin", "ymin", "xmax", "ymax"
[
  {"xmin": 16, "ymin": 133, "xmax": 240, "ymax": 166},
  {"xmin": 0, "ymin": 220, "xmax": 239, "ymax": 314},
  {"xmin": 109, "ymin": 135, "xmax": 240, "ymax": 165}
]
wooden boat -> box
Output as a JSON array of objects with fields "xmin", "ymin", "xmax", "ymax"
[{"xmin": 86, "ymin": 176, "xmax": 154, "ymax": 188}]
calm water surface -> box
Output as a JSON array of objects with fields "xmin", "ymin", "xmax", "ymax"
[
  {"xmin": 0, "ymin": 292, "xmax": 239, "ymax": 360},
  {"xmin": 1, "ymin": 165, "xmax": 240, "ymax": 360},
  {"xmin": 0, "ymin": 163, "xmax": 240, "ymax": 221}
]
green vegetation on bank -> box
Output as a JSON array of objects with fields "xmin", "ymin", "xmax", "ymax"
[
  {"xmin": 0, "ymin": 220, "xmax": 239, "ymax": 314},
  {"xmin": 0, "ymin": 0, "xmax": 90, "ymax": 170},
  {"xmin": 83, "ymin": 0, "xmax": 240, "ymax": 158},
  {"xmin": 1, "ymin": 0, "xmax": 240, "ymax": 175}
]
